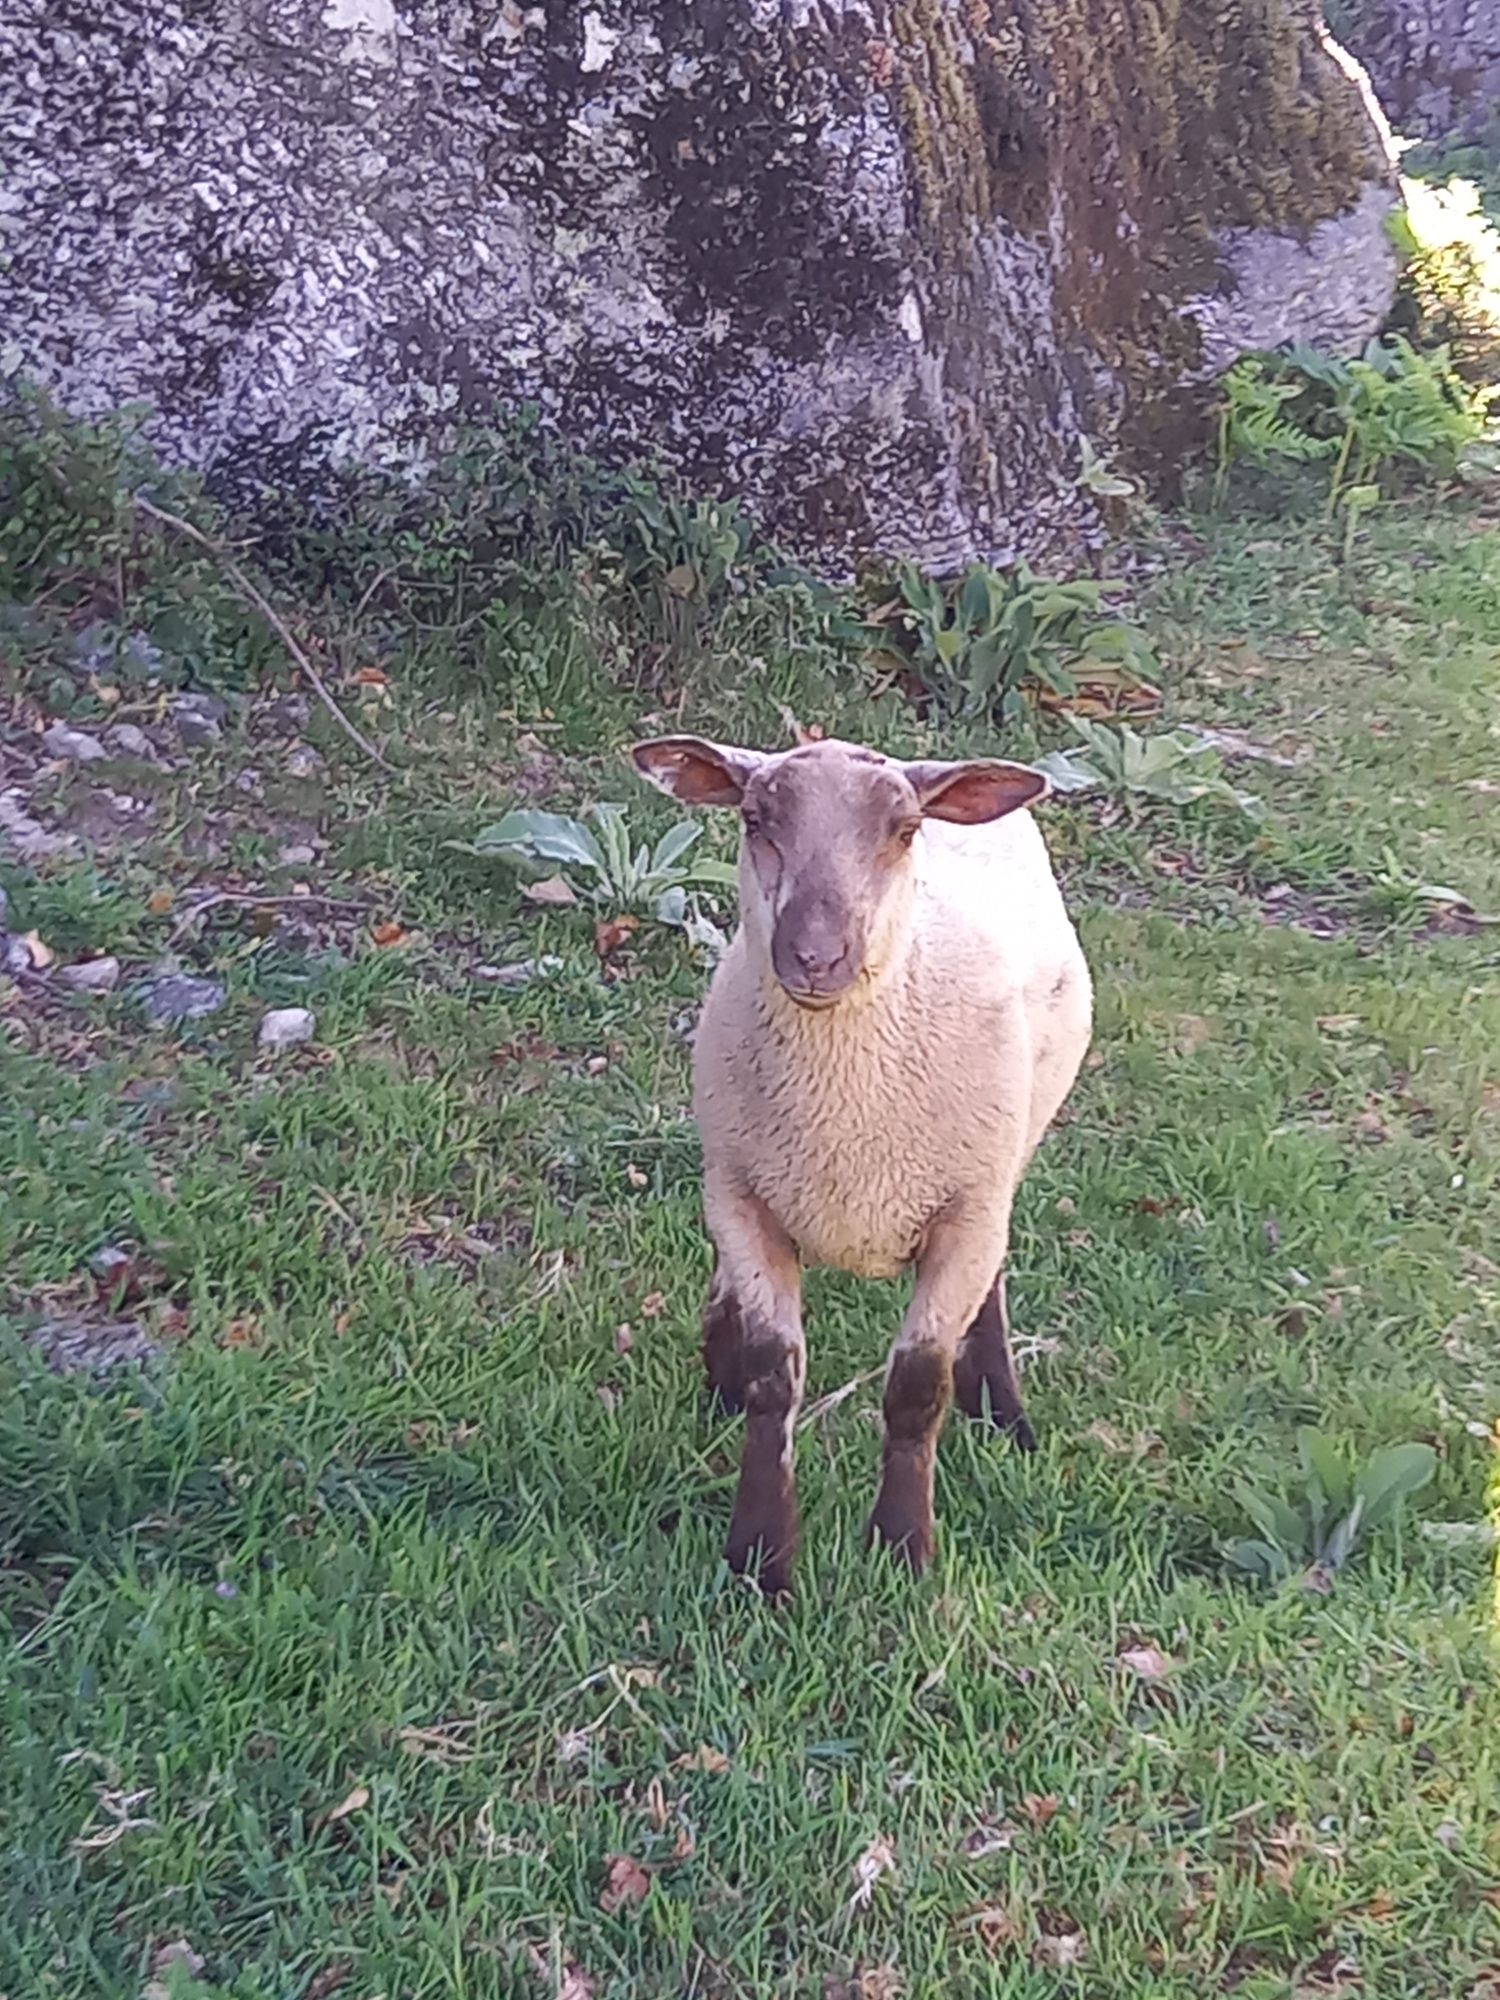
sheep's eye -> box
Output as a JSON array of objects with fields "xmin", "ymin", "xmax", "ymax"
[
  {"xmin": 741, "ymin": 814, "xmax": 761, "ymax": 839},
  {"xmin": 895, "ymin": 821, "xmax": 920, "ymax": 848}
]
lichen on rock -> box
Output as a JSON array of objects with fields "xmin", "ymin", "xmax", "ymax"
[{"xmin": 0, "ymin": 0, "xmax": 1397, "ymax": 569}]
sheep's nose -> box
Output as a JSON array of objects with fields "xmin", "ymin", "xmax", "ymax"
[{"xmin": 793, "ymin": 940, "xmax": 846, "ymax": 981}]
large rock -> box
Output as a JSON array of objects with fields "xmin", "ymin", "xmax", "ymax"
[
  {"xmin": 0, "ymin": 1, "xmax": 1397, "ymax": 569},
  {"xmin": 1328, "ymin": 0, "xmax": 1500, "ymax": 144}
]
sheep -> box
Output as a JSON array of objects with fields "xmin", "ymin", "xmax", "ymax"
[{"xmin": 632, "ymin": 733, "xmax": 1093, "ymax": 1594}]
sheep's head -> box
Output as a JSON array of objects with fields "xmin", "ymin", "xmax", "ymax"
[{"xmin": 632, "ymin": 736, "xmax": 1048, "ymax": 1010}]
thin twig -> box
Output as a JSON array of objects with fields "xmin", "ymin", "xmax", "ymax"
[
  {"xmin": 131, "ymin": 492, "xmax": 397, "ymax": 772},
  {"xmin": 170, "ymin": 889, "xmax": 373, "ymax": 942},
  {"xmin": 799, "ymin": 1367, "xmax": 883, "ymax": 1427},
  {"xmin": 351, "ymin": 564, "xmax": 395, "ymax": 622}
]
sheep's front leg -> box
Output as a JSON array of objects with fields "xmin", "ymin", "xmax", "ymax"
[
  {"xmin": 869, "ymin": 1209, "xmax": 1004, "ymax": 1573},
  {"xmin": 705, "ymin": 1182, "xmax": 805, "ymax": 1597},
  {"xmin": 953, "ymin": 1271, "xmax": 1036, "ymax": 1451}
]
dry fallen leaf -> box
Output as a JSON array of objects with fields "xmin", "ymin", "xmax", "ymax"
[
  {"xmin": 625, "ymin": 1163, "xmax": 648, "ymax": 1190},
  {"xmin": 598, "ymin": 1852, "xmax": 651, "ymax": 1915},
  {"xmin": 1023, "ymin": 1794, "xmax": 1060, "ymax": 1827},
  {"xmin": 146, "ymin": 1937, "xmax": 206, "ymax": 2000},
  {"xmin": 324, "ymin": 1783, "xmax": 369, "ymax": 1823},
  {"xmin": 958, "ymin": 1821, "xmax": 1016, "ymax": 1858},
  {"xmin": 1033, "ymin": 1923, "xmax": 1086, "ymax": 1970},
  {"xmin": 371, "ymin": 920, "xmax": 407, "ymax": 947},
  {"xmin": 848, "ymin": 1835, "xmax": 897, "ymax": 1911},
  {"xmin": 640, "ymin": 1291, "xmax": 666, "ymax": 1319},
  {"xmin": 674, "ymin": 1743, "xmax": 730, "ymax": 1774},
  {"xmin": 523, "ymin": 875, "xmax": 578, "ymax": 908},
  {"xmin": 1117, "ymin": 1643, "xmax": 1172, "ymax": 1682},
  {"xmin": 1317, "ymin": 1014, "xmax": 1362, "ymax": 1036},
  {"xmin": 558, "ymin": 1966, "xmax": 598, "ymax": 2000},
  {"xmin": 594, "ymin": 914, "xmax": 639, "ymax": 959},
  {"xmin": 613, "ymin": 1323, "xmax": 633, "ymax": 1355},
  {"xmin": 1172, "ymin": 1013, "xmax": 1213, "ymax": 1055},
  {"xmin": 963, "ymin": 1906, "xmax": 1019, "ymax": 1956},
  {"xmin": 220, "ymin": 1315, "xmax": 262, "ymax": 1350},
  {"xmin": 305, "ymin": 1966, "xmax": 353, "ymax": 2000},
  {"xmin": 350, "ymin": 665, "xmax": 389, "ymax": 687},
  {"xmin": 147, "ymin": 885, "xmax": 175, "ymax": 916},
  {"xmin": 16, "ymin": 930, "xmax": 55, "ymax": 970}
]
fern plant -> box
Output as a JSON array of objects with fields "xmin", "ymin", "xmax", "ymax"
[
  {"xmin": 1215, "ymin": 359, "xmax": 1337, "ymax": 502},
  {"xmin": 1214, "ymin": 338, "xmax": 1492, "ymax": 520}
]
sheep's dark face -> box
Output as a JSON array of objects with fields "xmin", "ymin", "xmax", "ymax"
[{"xmin": 632, "ymin": 735, "xmax": 1049, "ymax": 1010}]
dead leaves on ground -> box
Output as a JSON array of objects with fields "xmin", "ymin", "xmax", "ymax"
[
  {"xmin": 145, "ymin": 1939, "xmax": 206, "ymax": 2000},
  {"xmin": 1116, "ymin": 1641, "xmax": 1174, "ymax": 1683},
  {"xmin": 597, "ymin": 1851, "xmax": 651, "ymax": 1915},
  {"xmin": 847, "ymin": 1834, "xmax": 898, "ymax": 1912}
]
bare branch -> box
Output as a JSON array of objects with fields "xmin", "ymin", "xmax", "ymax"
[{"xmin": 131, "ymin": 492, "xmax": 397, "ymax": 773}]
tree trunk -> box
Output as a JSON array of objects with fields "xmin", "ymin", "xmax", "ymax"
[{"xmin": 0, "ymin": 1, "xmax": 1396, "ymax": 569}]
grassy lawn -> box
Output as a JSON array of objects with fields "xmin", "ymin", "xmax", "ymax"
[{"xmin": 2, "ymin": 483, "xmax": 1499, "ymax": 1999}]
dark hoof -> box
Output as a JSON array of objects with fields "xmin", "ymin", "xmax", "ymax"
[
  {"xmin": 865, "ymin": 1499, "xmax": 935, "ymax": 1575},
  {"xmin": 725, "ymin": 1524, "xmax": 794, "ymax": 1598},
  {"xmin": 954, "ymin": 1362, "xmax": 1033, "ymax": 1447}
]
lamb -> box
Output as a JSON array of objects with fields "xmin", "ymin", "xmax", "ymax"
[{"xmin": 632, "ymin": 733, "xmax": 1093, "ymax": 1594}]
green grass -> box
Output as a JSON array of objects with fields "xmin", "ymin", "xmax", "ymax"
[{"xmin": 3, "ymin": 491, "xmax": 1500, "ymax": 1999}]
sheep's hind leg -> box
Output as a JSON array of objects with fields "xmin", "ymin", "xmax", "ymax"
[{"xmin": 953, "ymin": 1271, "xmax": 1036, "ymax": 1451}]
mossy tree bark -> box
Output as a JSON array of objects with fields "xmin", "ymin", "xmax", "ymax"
[{"xmin": 0, "ymin": 1, "xmax": 1395, "ymax": 568}]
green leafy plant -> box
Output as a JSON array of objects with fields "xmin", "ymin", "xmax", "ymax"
[
  {"xmin": 1075, "ymin": 436, "xmax": 1138, "ymax": 500},
  {"xmin": 1034, "ymin": 716, "xmax": 1261, "ymax": 815},
  {"xmin": 1226, "ymin": 1429, "xmax": 1437, "ymax": 1591},
  {"xmin": 1214, "ymin": 337, "xmax": 1492, "ymax": 518},
  {"xmin": 606, "ymin": 478, "xmax": 764, "ymax": 656},
  {"xmin": 448, "ymin": 805, "xmax": 737, "ymax": 934},
  {"xmin": 1215, "ymin": 358, "xmax": 1338, "ymax": 502},
  {"xmin": 884, "ymin": 560, "xmax": 1157, "ymax": 723}
]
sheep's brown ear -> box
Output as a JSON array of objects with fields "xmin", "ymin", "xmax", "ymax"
[
  {"xmin": 631, "ymin": 736, "xmax": 766, "ymax": 807},
  {"xmin": 903, "ymin": 758, "xmax": 1050, "ymax": 824}
]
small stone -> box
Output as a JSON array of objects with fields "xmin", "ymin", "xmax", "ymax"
[
  {"xmin": 266, "ymin": 691, "xmax": 311, "ymax": 734},
  {"xmin": 140, "ymin": 971, "xmax": 227, "ymax": 1025},
  {"xmin": 258, "ymin": 1005, "xmax": 316, "ymax": 1049},
  {"xmin": 233, "ymin": 767, "xmax": 264, "ymax": 796},
  {"xmin": 56, "ymin": 955, "xmax": 121, "ymax": 995},
  {"xmin": 171, "ymin": 692, "xmax": 225, "ymax": 748},
  {"xmin": 285, "ymin": 744, "xmax": 324, "ymax": 779},
  {"xmin": 277, "ymin": 842, "xmax": 317, "ymax": 866},
  {"xmin": 42, "ymin": 721, "xmax": 109, "ymax": 763},
  {"xmin": 2, "ymin": 935, "xmax": 34, "ymax": 977},
  {"xmin": 107, "ymin": 722, "xmax": 156, "ymax": 761},
  {"xmin": 0, "ymin": 789, "xmax": 78, "ymax": 860},
  {"xmin": 473, "ymin": 956, "xmax": 563, "ymax": 986},
  {"xmin": 90, "ymin": 1245, "xmax": 134, "ymax": 1286}
]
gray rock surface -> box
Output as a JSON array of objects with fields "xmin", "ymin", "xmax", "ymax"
[
  {"xmin": 1330, "ymin": 0, "xmax": 1500, "ymax": 142},
  {"xmin": 41, "ymin": 722, "xmax": 109, "ymax": 763},
  {"xmin": 139, "ymin": 970, "xmax": 227, "ymax": 1024},
  {"xmin": 56, "ymin": 956, "xmax": 123, "ymax": 994},
  {"xmin": 257, "ymin": 1005, "xmax": 316, "ymax": 1048},
  {"xmin": 1, "ymin": 1, "xmax": 1397, "ymax": 568}
]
